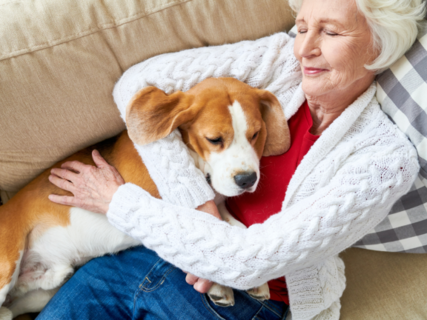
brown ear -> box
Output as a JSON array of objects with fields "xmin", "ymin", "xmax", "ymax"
[
  {"xmin": 126, "ymin": 87, "xmax": 196, "ymax": 145},
  {"xmin": 257, "ymin": 89, "xmax": 290, "ymax": 156}
]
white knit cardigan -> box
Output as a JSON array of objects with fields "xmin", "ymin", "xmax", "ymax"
[{"xmin": 108, "ymin": 33, "xmax": 419, "ymax": 320}]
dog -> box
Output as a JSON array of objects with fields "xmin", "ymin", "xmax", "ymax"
[{"xmin": 0, "ymin": 77, "xmax": 290, "ymax": 319}]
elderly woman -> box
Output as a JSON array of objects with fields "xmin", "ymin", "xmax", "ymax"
[{"xmin": 40, "ymin": 0, "xmax": 425, "ymax": 319}]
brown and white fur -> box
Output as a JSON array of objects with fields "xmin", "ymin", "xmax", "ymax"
[{"xmin": 0, "ymin": 77, "xmax": 290, "ymax": 319}]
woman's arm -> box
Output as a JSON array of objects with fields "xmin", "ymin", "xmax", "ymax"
[
  {"xmin": 113, "ymin": 32, "xmax": 301, "ymax": 208},
  {"xmin": 106, "ymin": 139, "xmax": 419, "ymax": 290}
]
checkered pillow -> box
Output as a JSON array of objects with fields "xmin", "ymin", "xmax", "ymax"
[{"xmin": 354, "ymin": 20, "xmax": 427, "ymax": 253}]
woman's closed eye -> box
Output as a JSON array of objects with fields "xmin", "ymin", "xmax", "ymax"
[
  {"xmin": 324, "ymin": 29, "xmax": 339, "ymax": 36},
  {"xmin": 297, "ymin": 29, "xmax": 338, "ymax": 36}
]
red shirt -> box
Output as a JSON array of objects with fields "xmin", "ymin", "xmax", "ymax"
[{"xmin": 226, "ymin": 101, "xmax": 319, "ymax": 304}]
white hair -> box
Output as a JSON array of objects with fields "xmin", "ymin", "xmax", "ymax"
[{"xmin": 288, "ymin": 0, "xmax": 426, "ymax": 73}]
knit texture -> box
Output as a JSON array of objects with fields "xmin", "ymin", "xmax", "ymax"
[
  {"xmin": 112, "ymin": 33, "xmax": 301, "ymax": 208},
  {"xmin": 110, "ymin": 33, "xmax": 419, "ymax": 320}
]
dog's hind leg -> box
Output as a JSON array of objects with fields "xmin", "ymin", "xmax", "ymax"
[
  {"xmin": 38, "ymin": 265, "xmax": 74, "ymax": 291},
  {"xmin": 7, "ymin": 288, "xmax": 59, "ymax": 318},
  {"xmin": 0, "ymin": 245, "xmax": 24, "ymax": 307},
  {"xmin": 11, "ymin": 264, "xmax": 73, "ymax": 298},
  {"xmin": 0, "ymin": 247, "xmax": 24, "ymax": 320},
  {"xmin": 0, "ymin": 307, "xmax": 13, "ymax": 320}
]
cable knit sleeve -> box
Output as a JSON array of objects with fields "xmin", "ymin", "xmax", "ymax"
[
  {"xmin": 107, "ymin": 123, "xmax": 419, "ymax": 290},
  {"xmin": 112, "ymin": 32, "xmax": 301, "ymax": 208}
]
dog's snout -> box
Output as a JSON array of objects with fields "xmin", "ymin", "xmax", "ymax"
[{"xmin": 234, "ymin": 172, "xmax": 257, "ymax": 189}]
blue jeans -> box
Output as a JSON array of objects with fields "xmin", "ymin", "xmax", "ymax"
[{"xmin": 37, "ymin": 246, "xmax": 289, "ymax": 320}]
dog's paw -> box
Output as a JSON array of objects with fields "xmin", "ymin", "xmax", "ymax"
[
  {"xmin": 207, "ymin": 283, "xmax": 235, "ymax": 307},
  {"xmin": 9, "ymin": 283, "xmax": 30, "ymax": 299},
  {"xmin": 40, "ymin": 266, "xmax": 74, "ymax": 290},
  {"xmin": 0, "ymin": 307, "xmax": 13, "ymax": 320},
  {"xmin": 247, "ymin": 283, "xmax": 270, "ymax": 301}
]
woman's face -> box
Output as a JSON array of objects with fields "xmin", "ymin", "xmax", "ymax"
[{"xmin": 294, "ymin": 0, "xmax": 378, "ymax": 98}]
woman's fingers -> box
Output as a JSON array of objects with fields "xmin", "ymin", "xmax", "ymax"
[
  {"xmin": 61, "ymin": 160, "xmax": 87, "ymax": 173},
  {"xmin": 92, "ymin": 149, "xmax": 109, "ymax": 168},
  {"xmin": 193, "ymin": 278, "xmax": 213, "ymax": 293},
  {"xmin": 185, "ymin": 273, "xmax": 199, "ymax": 285},
  {"xmin": 48, "ymin": 194, "xmax": 77, "ymax": 206},
  {"xmin": 185, "ymin": 273, "xmax": 213, "ymax": 293},
  {"xmin": 47, "ymin": 153, "xmax": 124, "ymax": 214},
  {"xmin": 48, "ymin": 174, "xmax": 75, "ymax": 192},
  {"xmin": 51, "ymin": 168, "xmax": 78, "ymax": 182}
]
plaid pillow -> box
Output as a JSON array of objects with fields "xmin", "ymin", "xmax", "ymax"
[{"xmin": 354, "ymin": 20, "xmax": 427, "ymax": 253}]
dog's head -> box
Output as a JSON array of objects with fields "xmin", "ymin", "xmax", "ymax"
[{"xmin": 126, "ymin": 77, "xmax": 290, "ymax": 197}]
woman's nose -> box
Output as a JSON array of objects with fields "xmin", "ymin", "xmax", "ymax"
[{"xmin": 298, "ymin": 31, "xmax": 321, "ymax": 58}]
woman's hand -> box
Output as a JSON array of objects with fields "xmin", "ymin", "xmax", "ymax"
[
  {"xmin": 48, "ymin": 150, "xmax": 125, "ymax": 214},
  {"xmin": 50, "ymin": 149, "xmax": 219, "ymax": 292},
  {"xmin": 184, "ymin": 272, "xmax": 213, "ymax": 293}
]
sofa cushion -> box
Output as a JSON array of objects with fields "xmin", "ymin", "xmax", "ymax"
[
  {"xmin": 0, "ymin": 0, "xmax": 294, "ymax": 193},
  {"xmin": 340, "ymin": 248, "xmax": 427, "ymax": 319}
]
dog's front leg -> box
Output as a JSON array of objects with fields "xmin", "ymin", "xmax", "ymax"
[
  {"xmin": 207, "ymin": 284, "xmax": 235, "ymax": 307},
  {"xmin": 218, "ymin": 203, "xmax": 270, "ymax": 301},
  {"xmin": 207, "ymin": 203, "xmax": 270, "ymax": 307},
  {"xmin": 206, "ymin": 202, "xmax": 238, "ymax": 307}
]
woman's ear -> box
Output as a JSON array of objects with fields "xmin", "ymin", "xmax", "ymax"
[
  {"xmin": 256, "ymin": 89, "xmax": 290, "ymax": 156},
  {"xmin": 126, "ymin": 87, "xmax": 195, "ymax": 145}
]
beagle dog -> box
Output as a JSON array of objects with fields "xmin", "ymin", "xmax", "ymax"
[{"xmin": 0, "ymin": 77, "xmax": 290, "ymax": 319}]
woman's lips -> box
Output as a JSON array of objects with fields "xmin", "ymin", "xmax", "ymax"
[{"xmin": 304, "ymin": 67, "xmax": 328, "ymax": 75}]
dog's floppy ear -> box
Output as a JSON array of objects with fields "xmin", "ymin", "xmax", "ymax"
[
  {"xmin": 256, "ymin": 89, "xmax": 290, "ymax": 156},
  {"xmin": 126, "ymin": 87, "xmax": 196, "ymax": 145}
]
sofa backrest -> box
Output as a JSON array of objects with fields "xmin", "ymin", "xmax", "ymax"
[{"xmin": 0, "ymin": 0, "xmax": 294, "ymax": 200}]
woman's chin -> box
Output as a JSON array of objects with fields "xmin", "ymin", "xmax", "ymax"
[{"xmin": 301, "ymin": 79, "xmax": 331, "ymax": 98}]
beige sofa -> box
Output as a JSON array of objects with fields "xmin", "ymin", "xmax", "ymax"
[{"xmin": 1, "ymin": 0, "xmax": 427, "ymax": 319}]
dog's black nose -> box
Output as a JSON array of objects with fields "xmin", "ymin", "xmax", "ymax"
[{"xmin": 234, "ymin": 172, "xmax": 257, "ymax": 189}]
